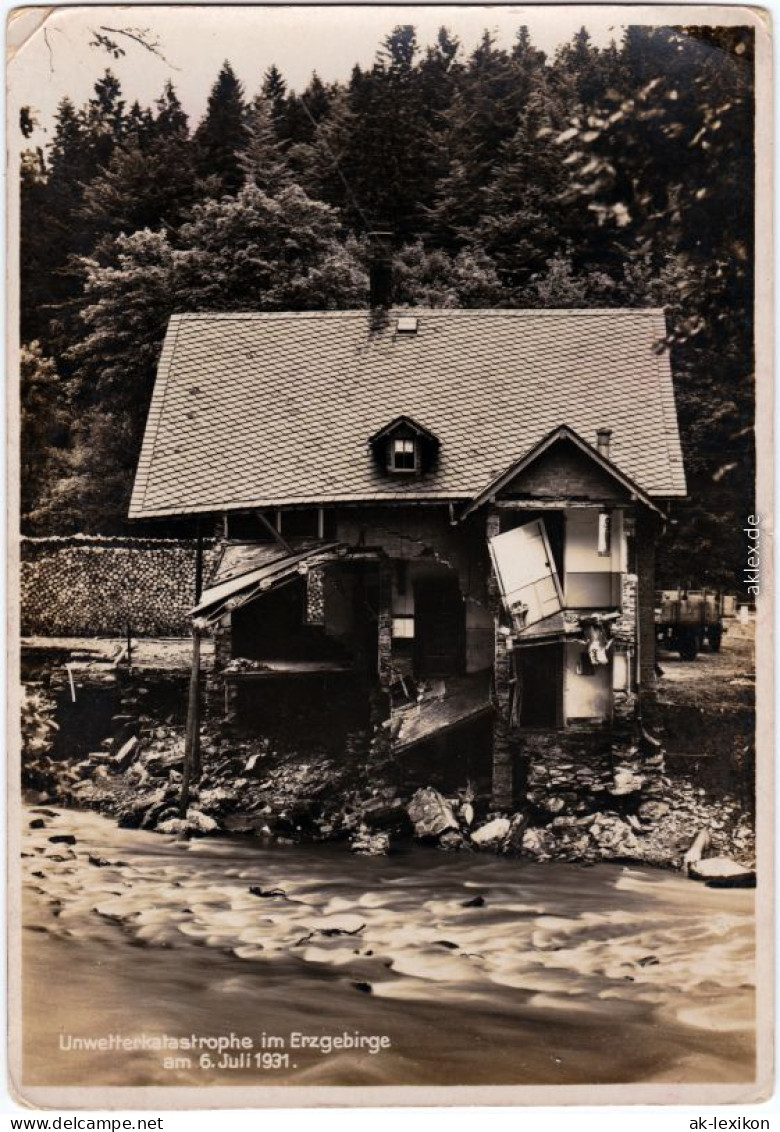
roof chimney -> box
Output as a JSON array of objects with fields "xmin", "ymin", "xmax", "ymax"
[
  {"xmin": 368, "ymin": 231, "xmax": 393, "ymax": 308},
  {"xmin": 596, "ymin": 428, "xmax": 613, "ymax": 459}
]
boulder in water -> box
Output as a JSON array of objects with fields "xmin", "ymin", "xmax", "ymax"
[
  {"xmin": 157, "ymin": 809, "xmax": 219, "ymax": 837},
  {"xmin": 689, "ymin": 856, "xmax": 756, "ymax": 887}
]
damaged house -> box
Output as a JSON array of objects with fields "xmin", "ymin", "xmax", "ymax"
[{"xmin": 129, "ymin": 286, "xmax": 686, "ymax": 809}]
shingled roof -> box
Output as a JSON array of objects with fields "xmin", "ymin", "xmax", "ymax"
[{"xmin": 129, "ymin": 308, "xmax": 686, "ymax": 518}]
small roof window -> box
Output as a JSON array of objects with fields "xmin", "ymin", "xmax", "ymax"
[
  {"xmin": 368, "ymin": 414, "xmax": 440, "ymax": 478},
  {"xmin": 396, "ymin": 315, "xmax": 419, "ymax": 334}
]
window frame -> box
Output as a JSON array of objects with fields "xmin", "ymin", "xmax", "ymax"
[{"xmin": 388, "ymin": 436, "xmax": 419, "ymax": 474}]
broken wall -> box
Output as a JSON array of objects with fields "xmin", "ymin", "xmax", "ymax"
[{"xmin": 335, "ymin": 507, "xmax": 493, "ymax": 674}]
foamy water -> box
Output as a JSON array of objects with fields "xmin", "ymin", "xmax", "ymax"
[{"xmin": 21, "ymin": 806, "xmax": 756, "ymax": 1088}]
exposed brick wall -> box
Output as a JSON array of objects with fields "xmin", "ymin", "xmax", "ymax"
[
  {"xmin": 501, "ymin": 443, "xmax": 629, "ymax": 501},
  {"xmin": 21, "ymin": 537, "xmax": 217, "ymax": 638}
]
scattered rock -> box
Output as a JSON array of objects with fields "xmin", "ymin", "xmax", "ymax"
[
  {"xmin": 29, "ymin": 818, "xmax": 45, "ymax": 829},
  {"xmin": 48, "ymin": 834, "xmax": 76, "ymax": 845},
  {"xmin": 439, "ymin": 829, "xmax": 466, "ymax": 851},
  {"xmin": 407, "ymin": 787, "xmax": 458, "ymax": 840},
  {"xmin": 589, "ymin": 814, "xmax": 639, "ymax": 859},
  {"xmin": 503, "ymin": 813, "xmax": 529, "ymax": 854},
  {"xmin": 609, "ymin": 769, "xmax": 645, "ymax": 796},
  {"xmin": 157, "ymin": 810, "xmax": 219, "ymax": 837},
  {"xmin": 689, "ymin": 857, "xmax": 756, "ymax": 887},
  {"xmin": 115, "ymin": 736, "xmax": 140, "ymax": 771},
  {"xmin": 350, "ymin": 826, "xmax": 390, "ymax": 856},
  {"xmin": 471, "ymin": 817, "xmax": 511, "ymax": 848},
  {"xmin": 638, "ymin": 801, "xmax": 670, "ymax": 823},
  {"xmin": 521, "ymin": 826, "xmax": 556, "ymax": 860},
  {"xmin": 462, "ymin": 895, "xmax": 485, "ymax": 908}
]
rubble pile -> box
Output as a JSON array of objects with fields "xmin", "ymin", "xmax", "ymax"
[{"xmin": 523, "ymin": 732, "xmax": 666, "ymax": 819}]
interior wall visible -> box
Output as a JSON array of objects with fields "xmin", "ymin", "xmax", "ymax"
[
  {"xmin": 564, "ymin": 508, "xmax": 623, "ymax": 607},
  {"xmin": 564, "ymin": 641, "xmax": 612, "ymax": 722}
]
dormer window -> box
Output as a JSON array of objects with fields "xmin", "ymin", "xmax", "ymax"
[
  {"xmin": 369, "ymin": 415, "xmax": 440, "ymax": 478},
  {"xmin": 391, "ymin": 437, "xmax": 417, "ymax": 473}
]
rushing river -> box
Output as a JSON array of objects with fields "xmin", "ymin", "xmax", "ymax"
[{"xmin": 21, "ymin": 805, "xmax": 755, "ymax": 1090}]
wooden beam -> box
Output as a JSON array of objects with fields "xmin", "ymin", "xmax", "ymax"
[
  {"xmin": 194, "ymin": 520, "xmax": 204, "ymax": 603},
  {"xmin": 493, "ymin": 500, "xmax": 628, "ymax": 510},
  {"xmin": 179, "ymin": 625, "xmax": 202, "ymax": 818},
  {"xmin": 255, "ymin": 509, "xmax": 293, "ymax": 553}
]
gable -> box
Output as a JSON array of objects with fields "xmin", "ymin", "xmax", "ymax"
[{"xmin": 498, "ymin": 439, "xmax": 631, "ymax": 503}]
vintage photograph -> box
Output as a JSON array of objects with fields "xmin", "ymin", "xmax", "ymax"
[{"xmin": 8, "ymin": 3, "xmax": 770, "ymax": 1107}]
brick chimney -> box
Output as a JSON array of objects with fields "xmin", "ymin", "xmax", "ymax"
[
  {"xmin": 368, "ymin": 231, "xmax": 393, "ymax": 308},
  {"xmin": 596, "ymin": 428, "xmax": 612, "ymax": 459}
]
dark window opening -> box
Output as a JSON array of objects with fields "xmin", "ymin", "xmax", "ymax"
[
  {"xmin": 280, "ymin": 508, "xmax": 320, "ymax": 538},
  {"xmin": 516, "ymin": 645, "xmax": 563, "ymax": 727}
]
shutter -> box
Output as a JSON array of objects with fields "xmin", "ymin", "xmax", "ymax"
[{"xmin": 489, "ymin": 519, "xmax": 563, "ymax": 629}]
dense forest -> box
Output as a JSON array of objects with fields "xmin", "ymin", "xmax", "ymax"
[{"xmin": 18, "ymin": 23, "xmax": 754, "ymax": 587}]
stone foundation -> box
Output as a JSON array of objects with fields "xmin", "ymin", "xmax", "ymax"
[{"xmin": 522, "ymin": 728, "xmax": 666, "ymax": 818}]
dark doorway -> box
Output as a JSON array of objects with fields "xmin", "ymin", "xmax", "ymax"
[
  {"xmin": 413, "ymin": 575, "xmax": 466, "ymax": 677},
  {"xmin": 517, "ymin": 645, "xmax": 563, "ymax": 727}
]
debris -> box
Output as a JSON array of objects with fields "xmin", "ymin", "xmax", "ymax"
[
  {"xmin": 350, "ymin": 826, "xmax": 390, "ymax": 856},
  {"xmin": 48, "ymin": 834, "xmax": 76, "ymax": 845},
  {"xmin": 407, "ymin": 787, "xmax": 458, "ymax": 840},
  {"xmin": 157, "ymin": 810, "xmax": 219, "ymax": 837},
  {"xmin": 683, "ymin": 828, "xmax": 711, "ymax": 874},
  {"xmin": 503, "ymin": 813, "xmax": 529, "ymax": 854},
  {"xmin": 609, "ymin": 769, "xmax": 645, "ymax": 796},
  {"xmin": 462, "ymin": 895, "xmax": 486, "ymax": 908},
  {"xmin": 249, "ymin": 886, "xmax": 287, "ymax": 899},
  {"xmin": 471, "ymin": 817, "xmax": 511, "ymax": 848},
  {"xmin": 438, "ymin": 829, "xmax": 466, "ymax": 851},
  {"xmin": 115, "ymin": 736, "xmax": 140, "ymax": 771},
  {"xmin": 638, "ymin": 801, "xmax": 670, "ymax": 823},
  {"xmin": 689, "ymin": 857, "xmax": 756, "ymax": 886}
]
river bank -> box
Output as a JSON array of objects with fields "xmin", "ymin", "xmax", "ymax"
[{"xmin": 20, "ymin": 624, "xmax": 756, "ymax": 870}]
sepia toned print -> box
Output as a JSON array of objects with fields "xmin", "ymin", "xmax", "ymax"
[{"xmin": 7, "ymin": 4, "xmax": 771, "ymax": 1108}]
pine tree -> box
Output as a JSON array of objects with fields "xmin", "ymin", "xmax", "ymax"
[
  {"xmin": 79, "ymin": 81, "xmax": 197, "ymax": 247},
  {"xmin": 262, "ymin": 64, "xmax": 287, "ymax": 125},
  {"xmin": 193, "ymin": 61, "xmax": 248, "ymax": 196},
  {"xmin": 427, "ymin": 29, "xmax": 545, "ymax": 245},
  {"xmin": 470, "ymin": 78, "xmax": 588, "ymax": 294},
  {"xmin": 239, "ymin": 96, "xmax": 291, "ymax": 194},
  {"xmin": 20, "ymin": 343, "xmax": 70, "ymax": 531}
]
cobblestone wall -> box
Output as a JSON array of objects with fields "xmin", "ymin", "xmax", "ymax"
[{"xmin": 21, "ymin": 536, "xmax": 217, "ymax": 637}]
